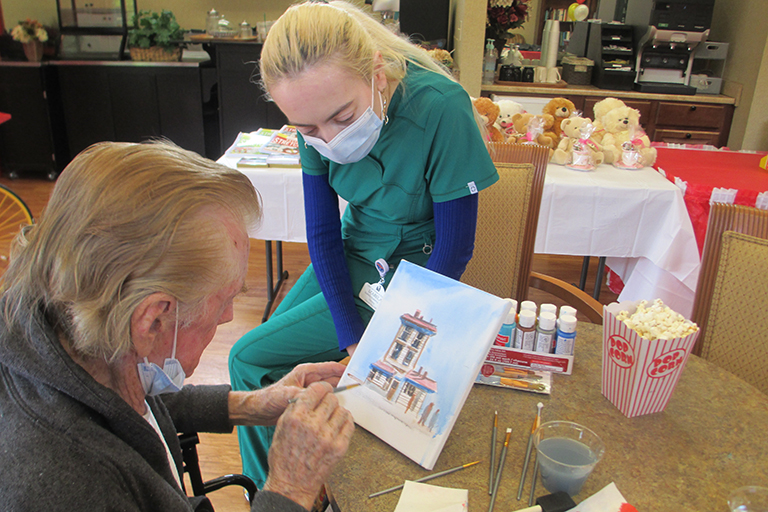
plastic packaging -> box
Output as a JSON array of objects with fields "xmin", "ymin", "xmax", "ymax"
[
  {"xmin": 555, "ymin": 314, "xmax": 578, "ymax": 355},
  {"xmin": 566, "ymin": 120, "xmax": 598, "ymax": 171},
  {"xmin": 494, "ymin": 299, "xmax": 518, "ymax": 347},
  {"xmin": 614, "ymin": 124, "xmax": 645, "ymax": 170},
  {"xmin": 535, "ymin": 312, "xmax": 557, "ymax": 353},
  {"xmin": 483, "ymin": 38, "xmax": 498, "ymax": 85}
]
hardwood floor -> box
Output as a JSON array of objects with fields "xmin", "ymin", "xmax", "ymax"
[{"xmin": 0, "ymin": 175, "xmax": 617, "ymax": 511}]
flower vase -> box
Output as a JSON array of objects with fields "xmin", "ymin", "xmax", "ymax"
[{"xmin": 23, "ymin": 41, "xmax": 44, "ymax": 62}]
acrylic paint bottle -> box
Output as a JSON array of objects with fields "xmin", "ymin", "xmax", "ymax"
[
  {"xmin": 494, "ymin": 299, "xmax": 518, "ymax": 347},
  {"xmin": 520, "ymin": 300, "xmax": 537, "ymax": 316},
  {"xmin": 555, "ymin": 314, "xmax": 578, "ymax": 356},
  {"xmin": 557, "ymin": 305, "xmax": 577, "ymax": 329},
  {"xmin": 540, "ymin": 303, "xmax": 557, "ymax": 319},
  {"xmin": 516, "ymin": 310, "xmax": 537, "ymax": 351},
  {"xmin": 535, "ymin": 312, "xmax": 557, "ymax": 353}
]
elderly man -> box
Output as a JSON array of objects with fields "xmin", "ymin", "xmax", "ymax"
[{"xmin": 0, "ymin": 141, "xmax": 353, "ymax": 511}]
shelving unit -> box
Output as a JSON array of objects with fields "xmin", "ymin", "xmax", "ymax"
[
  {"xmin": 56, "ymin": 0, "xmax": 138, "ymax": 60},
  {"xmin": 534, "ymin": 0, "xmax": 598, "ymax": 45},
  {"xmin": 586, "ymin": 22, "xmax": 635, "ymax": 90}
]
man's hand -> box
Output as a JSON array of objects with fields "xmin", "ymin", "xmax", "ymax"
[
  {"xmin": 228, "ymin": 362, "xmax": 346, "ymax": 426},
  {"xmin": 263, "ymin": 381, "xmax": 354, "ymax": 510}
]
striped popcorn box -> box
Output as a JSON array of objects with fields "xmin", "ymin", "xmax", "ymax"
[{"xmin": 601, "ymin": 302, "xmax": 700, "ymax": 418}]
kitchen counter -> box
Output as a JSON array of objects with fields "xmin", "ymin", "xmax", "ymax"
[{"xmin": 481, "ymin": 81, "xmax": 737, "ymax": 105}]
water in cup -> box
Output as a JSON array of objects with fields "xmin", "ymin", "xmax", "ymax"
[
  {"xmin": 534, "ymin": 421, "xmax": 605, "ymax": 497},
  {"xmin": 537, "ymin": 437, "xmax": 598, "ymax": 495}
]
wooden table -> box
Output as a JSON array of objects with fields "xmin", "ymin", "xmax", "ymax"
[{"xmin": 327, "ymin": 323, "xmax": 768, "ymax": 511}]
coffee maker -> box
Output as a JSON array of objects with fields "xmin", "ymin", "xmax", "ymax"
[{"xmin": 625, "ymin": 0, "xmax": 715, "ymax": 94}]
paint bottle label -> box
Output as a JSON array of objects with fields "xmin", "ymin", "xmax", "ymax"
[
  {"xmin": 555, "ymin": 315, "xmax": 578, "ymax": 356},
  {"xmin": 494, "ymin": 322, "xmax": 516, "ymax": 347},
  {"xmin": 535, "ymin": 331, "xmax": 554, "ymax": 353},
  {"xmin": 520, "ymin": 330, "xmax": 536, "ymax": 351}
]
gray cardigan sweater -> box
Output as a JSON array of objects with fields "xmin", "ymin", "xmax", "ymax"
[{"xmin": 0, "ymin": 303, "xmax": 306, "ymax": 512}]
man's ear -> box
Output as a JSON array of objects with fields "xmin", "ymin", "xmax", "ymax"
[{"xmin": 131, "ymin": 293, "xmax": 175, "ymax": 359}]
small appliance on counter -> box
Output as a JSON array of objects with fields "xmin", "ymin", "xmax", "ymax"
[{"xmin": 626, "ymin": 0, "xmax": 716, "ymax": 95}]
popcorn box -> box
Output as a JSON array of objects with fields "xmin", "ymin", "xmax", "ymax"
[{"xmin": 601, "ymin": 301, "xmax": 699, "ymax": 418}]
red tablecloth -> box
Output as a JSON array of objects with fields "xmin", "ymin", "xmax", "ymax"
[{"xmin": 654, "ymin": 146, "xmax": 768, "ymax": 254}]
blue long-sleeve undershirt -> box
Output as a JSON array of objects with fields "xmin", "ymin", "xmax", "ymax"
[{"xmin": 302, "ymin": 172, "xmax": 477, "ymax": 351}]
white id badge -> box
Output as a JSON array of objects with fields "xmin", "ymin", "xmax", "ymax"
[{"xmin": 359, "ymin": 282, "xmax": 386, "ymax": 310}]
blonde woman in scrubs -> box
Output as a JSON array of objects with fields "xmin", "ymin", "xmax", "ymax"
[{"xmin": 229, "ymin": 0, "xmax": 498, "ymax": 487}]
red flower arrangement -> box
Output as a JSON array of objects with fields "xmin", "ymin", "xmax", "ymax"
[{"xmin": 486, "ymin": 0, "xmax": 529, "ymax": 44}]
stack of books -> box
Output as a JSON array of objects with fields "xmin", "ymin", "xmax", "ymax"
[{"xmin": 225, "ymin": 125, "xmax": 301, "ymax": 168}]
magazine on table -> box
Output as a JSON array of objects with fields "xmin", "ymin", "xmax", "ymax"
[
  {"xmin": 336, "ymin": 260, "xmax": 512, "ymax": 469},
  {"xmin": 224, "ymin": 128, "xmax": 277, "ymax": 156}
]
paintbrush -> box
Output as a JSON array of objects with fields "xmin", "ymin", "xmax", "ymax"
[
  {"xmin": 517, "ymin": 402, "xmax": 543, "ymax": 500},
  {"xmin": 287, "ymin": 383, "xmax": 360, "ymax": 404}
]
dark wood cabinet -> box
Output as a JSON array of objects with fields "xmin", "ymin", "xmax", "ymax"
[
  {"xmin": 54, "ymin": 62, "xmax": 209, "ymax": 159},
  {"xmin": 207, "ymin": 42, "xmax": 287, "ymax": 156},
  {"xmin": 0, "ymin": 63, "xmax": 69, "ymax": 179}
]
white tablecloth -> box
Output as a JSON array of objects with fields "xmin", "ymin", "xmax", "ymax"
[{"xmin": 218, "ymin": 155, "xmax": 701, "ymax": 317}]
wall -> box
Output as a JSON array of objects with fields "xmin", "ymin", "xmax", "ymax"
[
  {"xmin": 710, "ymin": 0, "xmax": 768, "ymax": 151},
  {"xmin": 3, "ymin": 0, "xmax": 294, "ymax": 32}
]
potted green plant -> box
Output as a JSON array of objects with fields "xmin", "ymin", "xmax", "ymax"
[{"xmin": 127, "ymin": 10, "xmax": 187, "ymax": 62}]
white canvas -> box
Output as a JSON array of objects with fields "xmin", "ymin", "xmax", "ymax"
[{"xmin": 338, "ymin": 260, "xmax": 512, "ymax": 469}]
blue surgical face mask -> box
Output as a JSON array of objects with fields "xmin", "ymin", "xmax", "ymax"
[
  {"xmin": 302, "ymin": 75, "xmax": 386, "ymax": 165},
  {"xmin": 137, "ymin": 302, "xmax": 186, "ymax": 396}
]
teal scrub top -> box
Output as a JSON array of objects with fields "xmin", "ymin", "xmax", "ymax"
[{"xmin": 299, "ymin": 65, "xmax": 498, "ymax": 290}]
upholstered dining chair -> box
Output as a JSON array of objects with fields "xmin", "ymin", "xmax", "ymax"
[
  {"xmin": 460, "ymin": 142, "xmax": 604, "ymax": 323},
  {"xmin": 690, "ymin": 203, "xmax": 768, "ymax": 394},
  {"xmin": 460, "ymin": 143, "xmax": 549, "ymax": 302}
]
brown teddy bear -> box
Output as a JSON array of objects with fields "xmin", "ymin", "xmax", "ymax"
[
  {"xmin": 542, "ymin": 97, "xmax": 577, "ymax": 142},
  {"xmin": 551, "ymin": 116, "xmax": 604, "ymax": 167},
  {"xmin": 472, "ymin": 97, "xmax": 505, "ymax": 143},
  {"xmin": 509, "ymin": 112, "xmax": 557, "ymax": 149}
]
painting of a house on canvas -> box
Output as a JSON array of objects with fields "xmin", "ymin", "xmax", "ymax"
[
  {"xmin": 365, "ymin": 309, "xmax": 440, "ymax": 431},
  {"xmin": 337, "ymin": 260, "xmax": 511, "ymax": 469}
]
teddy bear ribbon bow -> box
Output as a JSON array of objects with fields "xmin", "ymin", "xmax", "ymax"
[{"xmin": 579, "ymin": 138, "xmax": 598, "ymax": 150}]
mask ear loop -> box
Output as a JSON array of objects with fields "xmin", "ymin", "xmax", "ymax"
[
  {"xmin": 372, "ymin": 74, "xmax": 389, "ymax": 125},
  {"xmin": 170, "ymin": 301, "xmax": 179, "ymax": 360}
]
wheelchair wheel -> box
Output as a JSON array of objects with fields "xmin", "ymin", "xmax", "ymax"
[{"xmin": 0, "ymin": 184, "xmax": 34, "ymax": 274}]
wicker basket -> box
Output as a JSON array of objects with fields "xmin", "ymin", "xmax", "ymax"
[
  {"xmin": 561, "ymin": 56, "xmax": 594, "ymax": 86},
  {"xmin": 129, "ymin": 46, "xmax": 182, "ymax": 62}
]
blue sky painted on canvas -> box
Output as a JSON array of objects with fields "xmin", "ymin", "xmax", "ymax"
[{"xmin": 347, "ymin": 261, "xmax": 508, "ymax": 431}]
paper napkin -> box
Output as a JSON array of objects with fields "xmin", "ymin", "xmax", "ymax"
[
  {"xmin": 393, "ymin": 481, "xmax": 468, "ymax": 512},
  {"xmin": 567, "ymin": 482, "xmax": 638, "ymax": 512}
]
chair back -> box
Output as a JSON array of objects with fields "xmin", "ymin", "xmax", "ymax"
[
  {"xmin": 460, "ymin": 143, "xmax": 548, "ymax": 301},
  {"xmin": 691, "ymin": 203, "xmax": 768, "ymax": 393}
]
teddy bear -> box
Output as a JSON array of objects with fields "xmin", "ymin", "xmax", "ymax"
[
  {"xmin": 551, "ymin": 116, "xmax": 604, "ymax": 168},
  {"xmin": 599, "ymin": 106, "xmax": 657, "ymax": 167},
  {"xmin": 472, "ymin": 97, "xmax": 505, "ymax": 143},
  {"xmin": 509, "ymin": 112, "xmax": 557, "ymax": 149},
  {"xmin": 591, "ymin": 97, "xmax": 628, "ymax": 144},
  {"xmin": 541, "ymin": 97, "xmax": 577, "ymax": 142},
  {"xmin": 494, "ymin": 99, "xmax": 526, "ymax": 140}
]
